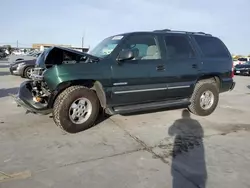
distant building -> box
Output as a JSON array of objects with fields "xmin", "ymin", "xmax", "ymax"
[{"xmin": 32, "ymin": 43, "xmax": 72, "ymax": 49}]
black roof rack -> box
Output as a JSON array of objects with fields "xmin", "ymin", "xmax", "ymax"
[
  {"xmin": 153, "ymin": 29, "xmax": 171, "ymax": 32},
  {"xmin": 153, "ymin": 29, "xmax": 212, "ymax": 36}
]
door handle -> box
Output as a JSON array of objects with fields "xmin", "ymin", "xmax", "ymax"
[
  {"xmin": 192, "ymin": 64, "xmax": 198, "ymax": 69},
  {"xmin": 156, "ymin": 65, "xmax": 165, "ymax": 71}
]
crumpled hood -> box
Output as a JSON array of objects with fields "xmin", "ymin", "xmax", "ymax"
[{"xmin": 36, "ymin": 46, "xmax": 99, "ymax": 68}]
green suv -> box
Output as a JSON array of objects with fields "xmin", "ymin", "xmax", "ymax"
[{"xmin": 13, "ymin": 29, "xmax": 235, "ymax": 133}]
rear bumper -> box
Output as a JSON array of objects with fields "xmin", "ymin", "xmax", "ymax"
[
  {"xmin": 11, "ymin": 80, "xmax": 52, "ymax": 115},
  {"xmin": 229, "ymin": 81, "xmax": 235, "ymax": 91},
  {"xmin": 220, "ymin": 79, "xmax": 236, "ymax": 93},
  {"xmin": 9, "ymin": 64, "xmax": 24, "ymax": 76},
  {"xmin": 9, "ymin": 66, "xmax": 20, "ymax": 75}
]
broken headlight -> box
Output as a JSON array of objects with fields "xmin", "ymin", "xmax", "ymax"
[{"xmin": 31, "ymin": 67, "xmax": 46, "ymax": 81}]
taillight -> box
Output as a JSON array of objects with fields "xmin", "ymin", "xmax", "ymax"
[{"xmin": 231, "ymin": 62, "xmax": 234, "ymax": 78}]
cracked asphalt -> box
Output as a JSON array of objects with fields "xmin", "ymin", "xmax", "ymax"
[{"xmin": 0, "ymin": 59, "xmax": 250, "ymax": 188}]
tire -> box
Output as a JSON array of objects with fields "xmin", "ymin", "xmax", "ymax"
[
  {"xmin": 23, "ymin": 66, "xmax": 34, "ymax": 79},
  {"xmin": 53, "ymin": 86, "xmax": 100, "ymax": 133},
  {"xmin": 188, "ymin": 79, "xmax": 219, "ymax": 116}
]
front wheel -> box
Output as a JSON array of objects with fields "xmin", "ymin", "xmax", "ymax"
[
  {"xmin": 188, "ymin": 79, "xmax": 219, "ymax": 116},
  {"xmin": 53, "ymin": 86, "xmax": 100, "ymax": 133}
]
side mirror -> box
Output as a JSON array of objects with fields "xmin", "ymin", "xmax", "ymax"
[{"xmin": 117, "ymin": 49, "xmax": 134, "ymax": 62}]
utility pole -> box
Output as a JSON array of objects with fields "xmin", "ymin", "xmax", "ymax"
[
  {"xmin": 16, "ymin": 40, "xmax": 18, "ymax": 48},
  {"xmin": 81, "ymin": 30, "xmax": 85, "ymax": 48},
  {"xmin": 81, "ymin": 36, "xmax": 84, "ymax": 48}
]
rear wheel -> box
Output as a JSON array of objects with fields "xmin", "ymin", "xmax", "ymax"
[
  {"xmin": 188, "ymin": 79, "xmax": 219, "ymax": 116},
  {"xmin": 53, "ymin": 86, "xmax": 100, "ymax": 133},
  {"xmin": 23, "ymin": 67, "xmax": 34, "ymax": 79}
]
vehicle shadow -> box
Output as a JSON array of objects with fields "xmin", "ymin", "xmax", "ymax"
[
  {"xmin": 95, "ymin": 111, "xmax": 111, "ymax": 125},
  {"xmin": 120, "ymin": 104, "xmax": 188, "ymax": 116},
  {"xmin": 0, "ymin": 72, "xmax": 10, "ymax": 76},
  {"xmin": 0, "ymin": 87, "xmax": 19, "ymax": 98},
  {"xmin": 49, "ymin": 110, "xmax": 111, "ymax": 133},
  {"xmin": 168, "ymin": 109, "xmax": 207, "ymax": 188}
]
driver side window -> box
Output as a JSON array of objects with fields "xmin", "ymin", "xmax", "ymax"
[{"xmin": 121, "ymin": 35, "xmax": 161, "ymax": 60}]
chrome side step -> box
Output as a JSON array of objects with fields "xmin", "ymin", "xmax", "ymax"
[{"xmin": 113, "ymin": 98, "xmax": 190, "ymax": 114}]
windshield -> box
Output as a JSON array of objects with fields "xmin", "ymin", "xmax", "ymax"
[{"xmin": 89, "ymin": 35, "xmax": 124, "ymax": 58}]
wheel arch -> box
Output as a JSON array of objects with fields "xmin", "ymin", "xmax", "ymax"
[
  {"xmin": 196, "ymin": 74, "xmax": 221, "ymax": 88},
  {"xmin": 49, "ymin": 79, "xmax": 107, "ymax": 109}
]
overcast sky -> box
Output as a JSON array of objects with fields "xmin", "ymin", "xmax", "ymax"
[{"xmin": 1, "ymin": 0, "xmax": 249, "ymax": 55}]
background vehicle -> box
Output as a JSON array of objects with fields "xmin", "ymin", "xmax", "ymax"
[
  {"xmin": 0, "ymin": 49, "xmax": 7, "ymax": 59},
  {"xmin": 13, "ymin": 29, "xmax": 235, "ymax": 133},
  {"xmin": 234, "ymin": 61, "xmax": 250, "ymax": 75},
  {"xmin": 11, "ymin": 49, "xmax": 27, "ymax": 55},
  {"xmin": 7, "ymin": 51, "xmax": 41, "ymax": 64},
  {"xmin": 9, "ymin": 59, "xmax": 36, "ymax": 79},
  {"xmin": 233, "ymin": 57, "xmax": 250, "ymax": 67}
]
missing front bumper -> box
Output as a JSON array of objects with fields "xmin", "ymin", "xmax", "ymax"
[{"xmin": 11, "ymin": 80, "xmax": 52, "ymax": 115}]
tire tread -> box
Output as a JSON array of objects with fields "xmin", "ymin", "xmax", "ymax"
[
  {"xmin": 188, "ymin": 78, "xmax": 218, "ymax": 116},
  {"xmin": 53, "ymin": 85, "xmax": 99, "ymax": 133}
]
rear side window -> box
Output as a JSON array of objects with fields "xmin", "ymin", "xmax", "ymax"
[
  {"xmin": 194, "ymin": 36, "xmax": 230, "ymax": 58},
  {"xmin": 164, "ymin": 35, "xmax": 195, "ymax": 59}
]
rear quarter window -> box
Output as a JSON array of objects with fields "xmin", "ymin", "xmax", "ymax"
[{"xmin": 194, "ymin": 36, "xmax": 230, "ymax": 58}]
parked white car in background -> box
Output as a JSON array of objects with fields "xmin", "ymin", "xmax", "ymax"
[
  {"xmin": 12, "ymin": 49, "xmax": 25, "ymax": 55},
  {"xmin": 233, "ymin": 57, "xmax": 250, "ymax": 67}
]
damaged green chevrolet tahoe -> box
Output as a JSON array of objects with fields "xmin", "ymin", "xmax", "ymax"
[{"xmin": 12, "ymin": 29, "xmax": 235, "ymax": 133}]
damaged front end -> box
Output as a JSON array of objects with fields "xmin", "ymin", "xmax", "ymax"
[
  {"xmin": 11, "ymin": 79, "xmax": 52, "ymax": 115},
  {"xmin": 11, "ymin": 51, "xmax": 52, "ymax": 114},
  {"xmin": 12, "ymin": 46, "xmax": 99, "ymax": 115}
]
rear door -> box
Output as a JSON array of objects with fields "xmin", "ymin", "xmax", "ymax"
[
  {"xmin": 191, "ymin": 35, "xmax": 233, "ymax": 82},
  {"xmin": 162, "ymin": 34, "xmax": 200, "ymax": 99},
  {"xmin": 110, "ymin": 34, "xmax": 167, "ymax": 106}
]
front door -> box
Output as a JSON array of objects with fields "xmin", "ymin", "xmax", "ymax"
[{"xmin": 110, "ymin": 34, "xmax": 167, "ymax": 106}]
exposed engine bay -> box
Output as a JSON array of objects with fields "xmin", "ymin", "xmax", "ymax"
[
  {"xmin": 30, "ymin": 47, "xmax": 100, "ymax": 106},
  {"xmin": 30, "ymin": 67, "xmax": 50, "ymax": 105}
]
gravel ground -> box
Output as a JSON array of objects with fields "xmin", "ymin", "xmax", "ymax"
[{"xmin": 0, "ymin": 60, "xmax": 250, "ymax": 188}]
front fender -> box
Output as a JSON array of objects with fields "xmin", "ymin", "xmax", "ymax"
[
  {"xmin": 44, "ymin": 64, "xmax": 110, "ymax": 108},
  {"xmin": 43, "ymin": 64, "xmax": 105, "ymax": 91}
]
